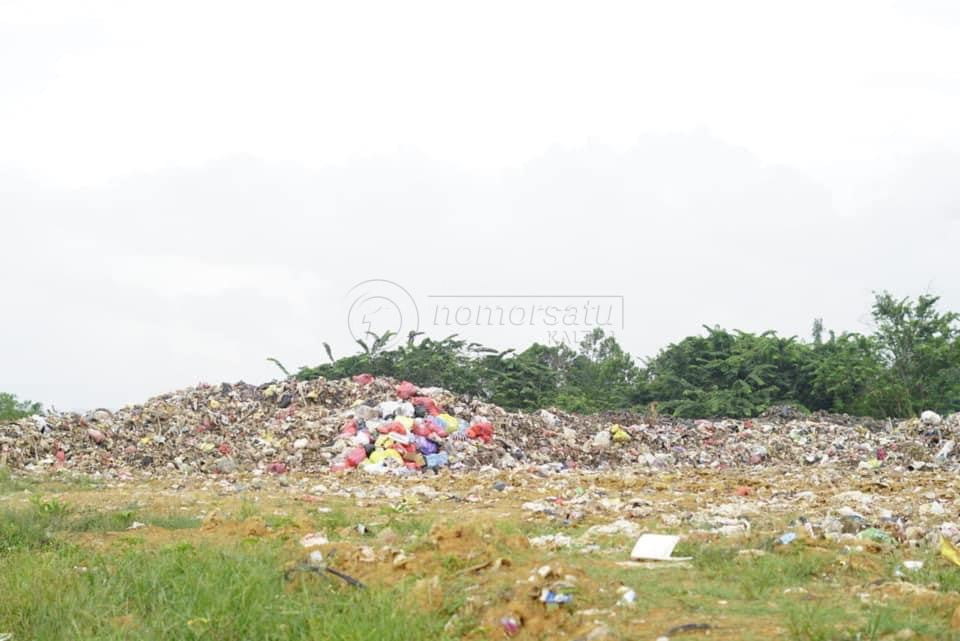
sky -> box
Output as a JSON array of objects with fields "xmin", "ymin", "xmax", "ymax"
[{"xmin": 1, "ymin": 0, "xmax": 959, "ymax": 410}]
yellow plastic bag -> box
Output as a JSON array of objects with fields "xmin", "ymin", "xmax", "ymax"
[
  {"xmin": 438, "ymin": 414, "xmax": 459, "ymax": 431},
  {"xmin": 941, "ymin": 536, "xmax": 960, "ymax": 567},
  {"xmin": 610, "ymin": 424, "xmax": 631, "ymax": 443},
  {"xmin": 369, "ymin": 448, "xmax": 403, "ymax": 465}
]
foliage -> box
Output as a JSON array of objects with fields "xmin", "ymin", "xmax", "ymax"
[
  {"xmin": 298, "ymin": 329, "xmax": 641, "ymax": 412},
  {"xmin": 296, "ymin": 292, "xmax": 959, "ymax": 418},
  {"xmin": 0, "ymin": 392, "xmax": 41, "ymax": 421},
  {"xmin": 644, "ymin": 327, "xmax": 816, "ymax": 417},
  {"xmin": 870, "ymin": 292, "xmax": 960, "ymax": 415}
]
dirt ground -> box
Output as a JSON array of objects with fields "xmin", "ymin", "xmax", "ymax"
[{"xmin": 6, "ymin": 466, "xmax": 960, "ymax": 640}]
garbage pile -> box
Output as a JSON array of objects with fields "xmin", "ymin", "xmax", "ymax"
[{"xmin": 1, "ymin": 375, "xmax": 959, "ymax": 476}]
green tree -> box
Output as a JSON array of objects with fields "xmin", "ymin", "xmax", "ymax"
[
  {"xmin": 645, "ymin": 327, "xmax": 816, "ymax": 417},
  {"xmin": 555, "ymin": 329, "xmax": 645, "ymax": 411},
  {"xmin": 0, "ymin": 393, "xmax": 41, "ymax": 421},
  {"xmin": 870, "ymin": 292, "xmax": 960, "ymax": 415},
  {"xmin": 294, "ymin": 292, "xmax": 960, "ymax": 418},
  {"xmin": 808, "ymin": 331, "xmax": 891, "ymax": 416}
]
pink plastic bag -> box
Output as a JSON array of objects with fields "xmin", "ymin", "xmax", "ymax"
[{"xmin": 396, "ymin": 381, "xmax": 418, "ymax": 400}]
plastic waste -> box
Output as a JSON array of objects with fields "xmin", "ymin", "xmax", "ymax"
[
  {"xmin": 369, "ymin": 449, "xmax": 403, "ymax": 465},
  {"xmin": 415, "ymin": 436, "xmax": 439, "ymax": 455},
  {"xmin": 630, "ymin": 534, "xmax": 692, "ymax": 561},
  {"xmin": 941, "ymin": 537, "xmax": 960, "ymax": 567},
  {"xmin": 857, "ymin": 528, "xmax": 894, "ymax": 544},
  {"xmin": 467, "ymin": 421, "xmax": 494, "ymax": 443},
  {"xmin": 540, "ymin": 590, "xmax": 573, "ymax": 604},
  {"xmin": 610, "ymin": 424, "xmax": 631, "ymax": 442},
  {"xmin": 500, "ymin": 617, "xmax": 521, "ymax": 636},
  {"xmin": 437, "ymin": 414, "xmax": 459, "ymax": 432},
  {"xmin": 396, "ymin": 381, "xmax": 418, "ymax": 400},
  {"xmin": 411, "ymin": 396, "xmax": 440, "ymax": 416},
  {"xmin": 777, "ymin": 532, "xmax": 797, "ymax": 545},
  {"xmin": 425, "ymin": 452, "xmax": 449, "ymax": 469},
  {"xmin": 345, "ymin": 447, "xmax": 367, "ymax": 467}
]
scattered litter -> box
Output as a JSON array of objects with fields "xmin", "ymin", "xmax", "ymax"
[
  {"xmin": 2, "ymin": 374, "xmax": 957, "ymax": 476},
  {"xmin": 499, "ymin": 617, "xmax": 521, "ymax": 636},
  {"xmin": 584, "ymin": 518, "xmax": 642, "ymax": 540},
  {"xmin": 540, "ymin": 590, "xmax": 573, "ymax": 605},
  {"xmin": 858, "ymin": 528, "xmax": 895, "ymax": 545},
  {"xmin": 777, "ymin": 532, "xmax": 797, "ymax": 545},
  {"xmin": 529, "ymin": 533, "xmax": 574, "ymax": 548},
  {"xmin": 299, "ymin": 532, "xmax": 329, "ymax": 548}
]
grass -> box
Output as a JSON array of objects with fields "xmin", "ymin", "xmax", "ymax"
[
  {"xmin": 5, "ymin": 485, "xmax": 960, "ymax": 640},
  {"xmin": 0, "ymin": 465, "xmax": 31, "ymax": 493},
  {"xmin": 0, "ymin": 541, "xmax": 455, "ymax": 641},
  {"xmin": 1, "ymin": 500, "xmax": 200, "ymax": 553},
  {"xmin": 0, "ymin": 498, "xmax": 454, "ymax": 640},
  {"xmin": 0, "ymin": 466, "xmax": 103, "ymax": 496},
  {"xmin": 573, "ymin": 538, "xmax": 960, "ymax": 641},
  {"xmin": 313, "ymin": 507, "xmax": 352, "ymax": 533}
]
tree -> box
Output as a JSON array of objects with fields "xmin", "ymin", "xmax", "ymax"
[
  {"xmin": 294, "ymin": 292, "xmax": 960, "ymax": 418},
  {"xmin": 808, "ymin": 331, "xmax": 891, "ymax": 416},
  {"xmin": 870, "ymin": 292, "xmax": 960, "ymax": 415},
  {"xmin": 644, "ymin": 327, "xmax": 816, "ymax": 417},
  {"xmin": 0, "ymin": 393, "xmax": 41, "ymax": 421}
]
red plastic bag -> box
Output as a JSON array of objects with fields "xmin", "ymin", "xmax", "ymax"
[
  {"xmin": 396, "ymin": 381, "xmax": 418, "ymax": 400},
  {"xmin": 353, "ymin": 373, "xmax": 375, "ymax": 385},
  {"xmin": 467, "ymin": 421, "xmax": 494, "ymax": 443},
  {"xmin": 346, "ymin": 446, "xmax": 367, "ymax": 467},
  {"xmin": 412, "ymin": 396, "xmax": 441, "ymax": 415}
]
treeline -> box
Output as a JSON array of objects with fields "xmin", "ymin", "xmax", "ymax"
[
  {"xmin": 0, "ymin": 393, "xmax": 41, "ymax": 422},
  {"xmin": 298, "ymin": 292, "xmax": 960, "ymax": 418}
]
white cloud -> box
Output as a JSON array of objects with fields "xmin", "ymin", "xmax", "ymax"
[{"xmin": 0, "ymin": 2, "xmax": 958, "ymax": 409}]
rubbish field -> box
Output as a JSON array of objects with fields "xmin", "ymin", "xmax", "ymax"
[
  {"xmin": 2, "ymin": 375, "xmax": 959, "ymax": 476},
  {"xmin": 4, "ymin": 376, "xmax": 960, "ymax": 640}
]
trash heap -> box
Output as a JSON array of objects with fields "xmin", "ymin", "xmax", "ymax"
[
  {"xmin": 1, "ymin": 374, "xmax": 959, "ymax": 476},
  {"xmin": 327, "ymin": 377, "xmax": 495, "ymax": 475},
  {"xmin": 0, "ymin": 375, "xmax": 507, "ymax": 476}
]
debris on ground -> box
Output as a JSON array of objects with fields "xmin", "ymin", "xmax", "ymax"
[
  {"xmin": 2, "ymin": 375, "xmax": 959, "ymax": 481},
  {"xmin": 630, "ymin": 534, "xmax": 691, "ymax": 561}
]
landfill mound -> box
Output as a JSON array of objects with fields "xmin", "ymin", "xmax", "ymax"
[{"xmin": 1, "ymin": 375, "xmax": 958, "ymax": 476}]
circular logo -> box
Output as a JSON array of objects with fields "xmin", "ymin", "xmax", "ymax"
[{"xmin": 346, "ymin": 279, "xmax": 419, "ymax": 351}]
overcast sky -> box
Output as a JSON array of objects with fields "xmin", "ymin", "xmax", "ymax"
[{"xmin": 2, "ymin": 0, "xmax": 959, "ymax": 411}]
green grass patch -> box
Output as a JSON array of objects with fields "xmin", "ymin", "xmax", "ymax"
[
  {"xmin": 0, "ymin": 466, "xmax": 32, "ymax": 494},
  {"xmin": 1, "ymin": 502, "xmax": 202, "ymax": 553},
  {"xmin": 313, "ymin": 508, "xmax": 352, "ymax": 533},
  {"xmin": 0, "ymin": 540, "xmax": 457, "ymax": 641}
]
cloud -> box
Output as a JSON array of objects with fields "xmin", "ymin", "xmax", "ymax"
[{"xmin": 2, "ymin": 135, "xmax": 958, "ymax": 410}]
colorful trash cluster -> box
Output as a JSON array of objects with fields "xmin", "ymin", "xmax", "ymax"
[{"xmin": 330, "ymin": 378, "xmax": 494, "ymax": 474}]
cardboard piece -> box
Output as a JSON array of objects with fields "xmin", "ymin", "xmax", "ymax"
[{"xmin": 629, "ymin": 534, "xmax": 692, "ymax": 561}]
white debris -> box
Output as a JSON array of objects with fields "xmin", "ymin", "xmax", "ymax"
[
  {"xmin": 299, "ymin": 532, "xmax": 329, "ymax": 547},
  {"xmin": 630, "ymin": 534, "xmax": 692, "ymax": 561}
]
